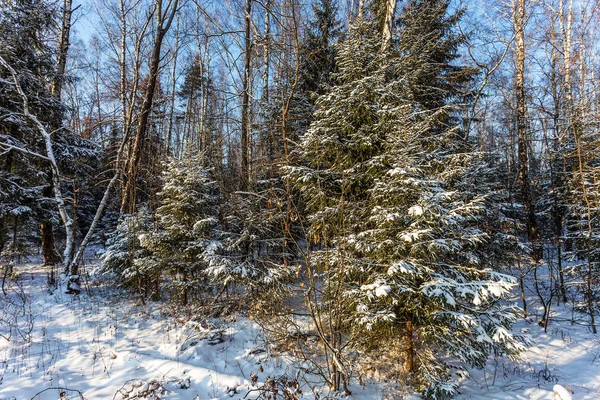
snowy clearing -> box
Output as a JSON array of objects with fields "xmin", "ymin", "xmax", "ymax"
[{"xmin": 1, "ymin": 262, "xmax": 600, "ymax": 399}]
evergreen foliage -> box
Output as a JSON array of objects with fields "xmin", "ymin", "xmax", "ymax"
[
  {"xmin": 286, "ymin": 17, "xmax": 522, "ymax": 397},
  {"xmin": 0, "ymin": 0, "xmax": 60, "ymax": 249},
  {"xmin": 99, "ymin": 206, "xmax": 154, "ymax": 292},
  {"xmin": 397, "ymin": 0, "xmax": 478, "ymax": 126},
  {"xmin": 298, "ymin": 0, "xmax": 341, "ymax": 96},
  {"xmin": 216, "ymin": 184, "xmax": 295, "ymax": 312},
  {"xmin": 0, "ymin": 0, "xmax": 100, "ymax": 261},
  {"xmin": 137, "ymin": 156, "xmax": 221, "ymax": 305}
]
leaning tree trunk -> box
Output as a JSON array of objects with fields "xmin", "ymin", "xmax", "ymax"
[
  {"xmin": 0, "ymin": 56, "xmax": 75, "ymax": 269},
  {"xmin": 120, "ymin": 0, "xmax": 179, "ymax": 214}
]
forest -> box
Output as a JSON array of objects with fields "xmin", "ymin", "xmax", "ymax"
[{"xmin": 1, "ymin": 0, "xmax": 600, "ymax": 398}]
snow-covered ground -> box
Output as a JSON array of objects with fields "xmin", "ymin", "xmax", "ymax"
[
  {"xmin": 1, "ymin": 262, "xmax": 600, "ymax": 399},
  {"xmin": 0, "ymin": 263, "xmax": 381, "ymax": 399},
  {"xmin": 460, "ymin": 265, "xmax": 600, "ymax": 400}
]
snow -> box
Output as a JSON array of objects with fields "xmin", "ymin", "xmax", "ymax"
[
  {"xmin": 2, "ymin": 262, "xmax": 600, "ymax": 399},
  {"xmin": 408, "ymin": 205, "xmax": 424, "ymax": 216},
  {"xmin": 554, "ymin": 384, "xmax": 574, "ymax": 400},
  {"xmin": 0, "ymin": 263, "xmax": 386, "ymax": 399},
  {"xmin": 459, "ymin": 266, "xmax": 600, "ymax": 400},
  {"xmin": 360, "ymin": 280, "xmax": 392, "ymax": 299},
  {"xmin": 9, "ymin": 205, "xmax": 31, "ymax": 215}
]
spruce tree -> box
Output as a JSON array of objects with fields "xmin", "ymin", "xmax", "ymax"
[
  {"xmin": 138, "ymin": 156, "xmax": 221, "ymax": 306},
  {"xmin": 1, "ymin": 0, "xmax": 100, "ymax": 269},
  {"xmin": 298, "ymin": 0, "xmax": 341, "ymax": 97},
  {"xmin": 98, "ymin": 207, "xmax": 154, "ymax": 295},
  {"xmin": 286, "ymin": 16, "xmax": 522, "ymax": 398},
  {"xmin": 397, "ymin": 0, "xmax": 477, "ymax": 126},
  {"xmin": 214, "ymin": 188, "xmax": 294, "ymax": 313},
  {"xmin": 0, "ymin": 0, "xmax": 60, "ymax": 258}
]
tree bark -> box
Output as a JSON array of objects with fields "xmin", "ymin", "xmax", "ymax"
[
  {"xmin": 241, "ymin": 0, "xmax": 252, "ymax": 190},
  {"xmin": 40, "ymin": 0, "xmax": 74, "ymax": 267},
  {"xmin": 514, "ymin": 0, "xmax": 540, "ymax": 259},
  {"xmin": 166, "ymin": 16, "xmax": 180, "ymax": 155},
  {"xmin": 405, "ymin": 320, "xmax": 414, "ymax": 373},
  {"xmin": 41, "ymin": 184, "xmax": 60, "ymax": 265},
  {"xmin": 51, "ymin": 0, "xmax": 74, "ymax": 98},
  {"xmin": 381, "ymin": 0, "xmax": 397, "ymax": 51},
  {"xmin": 121, "ymin": 0, "xmax": 179, "ymax": 213}
]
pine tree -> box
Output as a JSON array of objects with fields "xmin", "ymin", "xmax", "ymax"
[
  {"xmin": 285, "ymin": 20, "xmax": 402, "ymax": 393},
  {"xmin": 0, "ymin": 0, "xmax": 58, "ymax": 247},
  {"xmin": 286, "ymin": 17, "xmax": 522, "ymax": 397},
  {"xmin": 351, "ymin": 126, "xmax": 522, "ymax": 397},
  {"xmin": 298, "ymin": 0, "xmax": 341, "ymax": 96},
  {"xmin": 1, "ymin": 0, "xmax": 100, "ymax": 270}
]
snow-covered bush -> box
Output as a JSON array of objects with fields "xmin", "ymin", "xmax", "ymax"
[{"xmin": 215, "ymin": 186, "xmax": 294, "ymax": 313}]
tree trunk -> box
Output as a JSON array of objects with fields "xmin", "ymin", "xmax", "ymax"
[
  {"xmin": 514, "ymin": 0, "xmax": 540, "ymax": 259},
  {"xmin": 241, "ymin": 0, "xmax": 252, "ymax": 190},
  {"xmin": 549, "ymin": 18, "xmax": 568, "ymax": 303},
  {"xmin": 121, "ymin": 0, "xmax": 179, "ymax": 213},
  {"xmin": 166, "ymin": 16, "xmax": 180, "ymax": 155},
  {"xmin": 405, "ymin": 320, "xmax": 414, "ymax": 373},
  {"xmin": 51, "ymin": 0, "xmax": 74, "ymax": 98},
  {"xmin": 41, "ymin": 184, "xmax": 60, "ymax": 265},
  {"xmin": 381, "ymin": 0, "xmax": 397, "ymax": 51},
  {"xmin": 41, "ymin": 0, "xmax": 74, "ymax": 267},
  {"xmin": 0, "ymin": 55, "xmax": 75, "ymax": 270}
]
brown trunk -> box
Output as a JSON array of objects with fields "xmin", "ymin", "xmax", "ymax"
[
  {"xmin": 405, "ymin": 320, "xmax": 414, "ymax": 373},
  {"xmin": 41, "ymin": 184, "xmax": 61, "ymax": 265},
  {"xmin": 41, "ymin": 0, "xmax": 74, "ymax": 267},
  {"xmin": 41, "ymin": 222, "xmax": 59, "ymax": 265},
  {"xmin": 121, "ymin": 0, "xmax": 179, "ymax": 213}
]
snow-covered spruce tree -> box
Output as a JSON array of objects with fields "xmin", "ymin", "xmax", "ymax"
[
  {"xmin": 352, "ymin": 132, "xmax": 523, "ymax": 397},
  {"xmin": 1, "ymin": 0, "xmax": 101, "ymax": 273},
  {"xmin": 0, "ymin": 0, "xmax": 61, "ymax": 262},
  {"xmin": 137, "ymin": 156, "xmax": 221, "ymax": 306},
  {"xmin": 284, "ymin": 20, "xmax": 392, "ymax": 393},
  {"xmin": 396, "ymin": 0, "xmax": 478, "ymax": 124},
  {"xmin": 286, "ymin": 18, "xmax": 522, "ymax": 398},
  {"xmin": 564, "ymin": 118, "xmax": 600, "ymax": 333},
  {"xmin": 98, "ymin": 206, "xmax": 154, "ymax": 296},
  {"xmin": 298, "ymin": 0, "xmax": 341, "ymax": 97}
]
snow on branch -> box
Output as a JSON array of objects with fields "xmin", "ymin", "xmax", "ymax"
[{"xmin": 0, "ymin": 54, "xmax": 75, "ymax": 266}]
